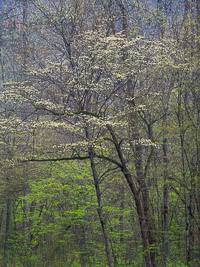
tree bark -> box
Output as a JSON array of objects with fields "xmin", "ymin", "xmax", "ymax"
[
  {"xmin": 163, "ymin": 138, "xmax": 169, "ymax": 266},
  {"xmin": 4, "ymin": 196, "xmax": 11, "ymax": 265},
  {"xmin": 107, "ymin": 126, "xmax": 154, "ymax": 267},
  {"xmin": 89, "ymin": 151, "xmax": 114, "ymax": 267}
]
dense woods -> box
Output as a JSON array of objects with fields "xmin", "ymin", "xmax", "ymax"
[{"xmin": 0, "ymin": 0, "xmax": 200, "ymax": 266}]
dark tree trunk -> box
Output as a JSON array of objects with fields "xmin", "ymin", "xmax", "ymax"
[
  {"xmin": 4, "ymin": 197, "xmax": 11, "ymax": 265},
  {"xmin": 89, "ymin": 152, "xmax": 114, "ymax": 267},
  {"xmin": 163, "ymin": 138, "xmax": 169, "ymax": 266}
]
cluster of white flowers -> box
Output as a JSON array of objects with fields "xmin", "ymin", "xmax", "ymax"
[{"xmin": 131, "ymin": 139, "xmax": 159, "ymax": 148}]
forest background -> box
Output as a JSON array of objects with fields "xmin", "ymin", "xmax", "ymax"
[{"xmin": 0, "ymin": 0, "xmax": 200, "ymax": 266}]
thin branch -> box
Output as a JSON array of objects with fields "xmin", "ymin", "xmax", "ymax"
[{"xmin": 20, "ymin": 153, "xmax": 122, "ymax": 168}]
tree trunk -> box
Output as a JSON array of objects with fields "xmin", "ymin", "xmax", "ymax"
[
  {"xmin": 78, "ymin": 161, "xmax": 88, "ymax": 267},
  {"xmin": 107, "ymin": 126, "xmax": 154, "ymax": 267},
  {"xmin": 163, "ymin": 138, "xmax": 169, "ymax": 266},
  {"xmin": 119, "ymin": 186, "xmax": 124, "ymax": 244},
  {"xmin": 4, "ymin": 197, "xmax": 11, "ymax": 265},
  {"xmin": 89, "ymin": 152, "xmax": 114, "ymax": 267}
]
